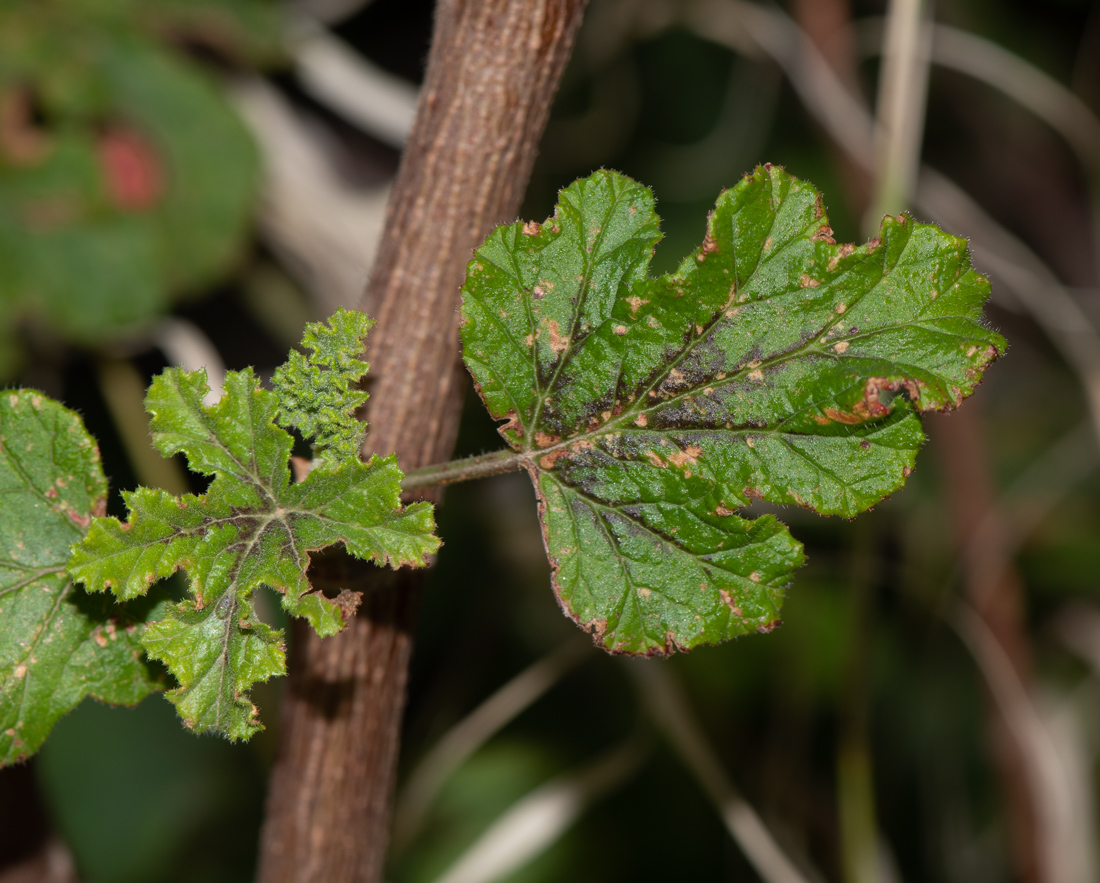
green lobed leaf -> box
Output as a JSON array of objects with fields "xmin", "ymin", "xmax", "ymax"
[
  {"xmin": 69, "ymin": 315, "xmax": 439, "ymax": 740},
  {"xmin": 0, "ymin": 390, "xmax": 164, "ymax": 766},
  {"xmin": 273, "ymin": 307, "xmax": 373, "ymax": 470},
  {"xmin": 460, "ymin": 166, "xmax": 1003, "ymax": 656}
]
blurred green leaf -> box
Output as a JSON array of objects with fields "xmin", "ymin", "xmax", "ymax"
[
  {"xmin": 0, "ymin": 0, "xmax": 276, "ymax": 366},
  {"xmin": 461, "ymin": 167, "xmax": 1003, "ymax": 656}
]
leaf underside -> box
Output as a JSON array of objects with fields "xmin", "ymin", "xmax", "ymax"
[
  {"xmin": 69, "ymin": 311, "xmax": 440, "ymax": 739},
  {"xmin": 0, "ymin": 391, "xmax": 164, "ymax": 766},
  {"xmin": 461, "ymin": 166, "xmax": 1003, "ymax": 656}
]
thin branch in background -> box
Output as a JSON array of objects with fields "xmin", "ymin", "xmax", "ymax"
[
  {"xmin": 949, "ymin": 602, "xmax": 1077, "ymax": 883},
  {"xmin": 866, "ymin": 0, "xmax": 931, "ymax": 233},
  {"xmin": 625, "ymin": 661, "xmax": 820, "ymax": 883},
  {"xmin": 790, "ymin": 0, "xmax": 872, "ymax": 219},
  {"xmin": 231, "ymin": 78, "xmax": 391, "ymax": 315},
  {"xmin": 287, "ymin": 14, "xmax": 419, "ymax": 149},
  {"xmin": 428, "ymin": 738, "xmax": 647, "ymax": 883},
  {"xmin": 154, "ymin": 317, "xmax": 226, "ymax": 404},
  {"xmin": 836, "ymin": 521, "xmax": 884, "ymax": 883},
  {"xmin": 95, "ymin": 358, "xmax": 190, "ymax": 497},
  {"xmin": 392, "ymin": 642, "xmax": 587, "ymax": 852}
]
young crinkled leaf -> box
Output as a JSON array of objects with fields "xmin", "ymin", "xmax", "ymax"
[
  {"xmin": 273, "ymin": 307, "xmax": 372, "ymax": 470},
  {"xmin": 69, "ymin": 310, "xmax": 439, "ymax": 739},
  {"xmin": 0, "ymin": 391, "xmax": 165, "ymax": 766},
  {"xmin": 460, "ymin": 166, "xmax": 1003, "ymax": 656}
]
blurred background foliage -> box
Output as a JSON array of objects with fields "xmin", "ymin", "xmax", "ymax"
[{"xmin": 1, "ymin": 0, "xmax": 1099, "ymax": 881}]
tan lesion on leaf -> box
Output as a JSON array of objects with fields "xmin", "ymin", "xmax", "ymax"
[
  {"xmin": 719, "ymin": 590, "xmax": 743, "ymax": 617},
  {"xmin": 522, "ymin": 221, "xmax": 542, "ymax": 236},
  {"xmin": 539, "ymin": 449, "xmax": 570, "ymax": 469},
  {"xmin": 827, "ymin": 242, "xmax": 854, "ymax": 271},
  {"xmin": 822, "ymin": 376, "xmax": 921, "ymax": 424},
  {"xmin": 666, "ymin": 445, "xmax": 701, "ymax": 468},
  {"xmin": 545, "ymin": 319, "xmax": 569, "ymax": 354},
  {"xmin": 534, "ymin": 431, "xmax": 559, "ymax": 448}
]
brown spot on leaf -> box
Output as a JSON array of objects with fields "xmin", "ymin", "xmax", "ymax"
[
  {"xmin": 824, "ymin": 376, "xmax": 920, "ymax": 424},
  {"xmin": 65, "ymin": 508, "xmax": 90, "ymax": 530},
  {"xmin": 860, "ymin": 440, "xmax": 871, "ymax": 450},
  {"xmin": 715, "ymin": 506, "xmax": 735, "ymax": 516},
  {"xmin": 546, "ymin": 319, "xmax": 568, "ymax": 353},
  {"xmin": 800, "ymin": 274, "xmax": 820, "ymax": 288},
  {"xmin": 645, "ymin": 451, "xmax": 667, "ymax": 468},
  {"xmin": 534, "ymin": 432, "xmax": 559, "ymax": 448},
  {"xmin": 539, "ymin": 449, "xmax": 570, "ymax": 469},
  {"xmin": 613, "ymin": 325, "xmax": 627, "ymax": 336},
  {"xmin": 813, "ymin": 225, "xmax": 836, "ymax": 244},
  {"xmin": 756, "ymin": 619, "xmax": 782, "ymax": 633},
  {"xmin": 638, "ymin": 588, "xmax": 652, "ymax": 600},
  {"xmin": 634, "ymin": 413, "xmax": 648, "ymax": 428},
  {"xmin": 522, "ymin": 220, "xmax": 542, "ymax": 235},
  {"xmin": 743, "ymin": 487, "xmax": 764, "ymax": 501},
  {"xmin": 833, "ymin": 341, "xmax": 849, "ymax": 354},
  {"xmin": 666, "ymin": 445, "xmax": 702, "ymax": 468},
  {"xmin": 719, "ymin": 590, "xmax": 744, "ymax": 616}
]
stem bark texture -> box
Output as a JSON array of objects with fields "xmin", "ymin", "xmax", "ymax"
[{"xmin": 256, "ymin": 2, "xmax": 587, "ymax": 881}]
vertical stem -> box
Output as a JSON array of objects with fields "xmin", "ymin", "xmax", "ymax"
[
  {"xmin": 866, "ymin": 0, "xmax": 932, "ymax": 234},
  {"xmin": 836, "ymin": 521, "xmax": 880, "ymax": 883},
  {"xmin": 256, "ymin": 3, "xmax": 587, "ymax": 882}
]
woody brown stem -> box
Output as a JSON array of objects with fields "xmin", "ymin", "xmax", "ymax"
[{"xmin": 255, "ymin": 2, "xmax": 587, "ymax": 881}]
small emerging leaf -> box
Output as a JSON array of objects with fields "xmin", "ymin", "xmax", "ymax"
[
  {"xmin": 461, "ymin": 166, "xmax": 1003, "ymax": 656},
  {"xmin": 0, "ymin": 390, "xmax": 164, "ymax": 766},
  {"xmin": 273, "ymin": 307, "xmax": 373, "ymax": 470},
  {"xmin": 70, "ymin": 314, "xmax": 439, "ymax": 739}
]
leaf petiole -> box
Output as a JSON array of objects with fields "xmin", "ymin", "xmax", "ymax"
[{"xmin": 401, "ymin": 449, "xmax": 526, "ymax": 491}]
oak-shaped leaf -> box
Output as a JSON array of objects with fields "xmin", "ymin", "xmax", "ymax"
[
  {"xmin": 461, "ymin": 166, "xmax": 1003, "ymax": 656},
  {"xmin": 69, "ymin": 312, "xmax": 439, "ymax": 739},
  {"xmin": 1, "ymin": 390, "xmax": 165, "ymax": 766}
]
